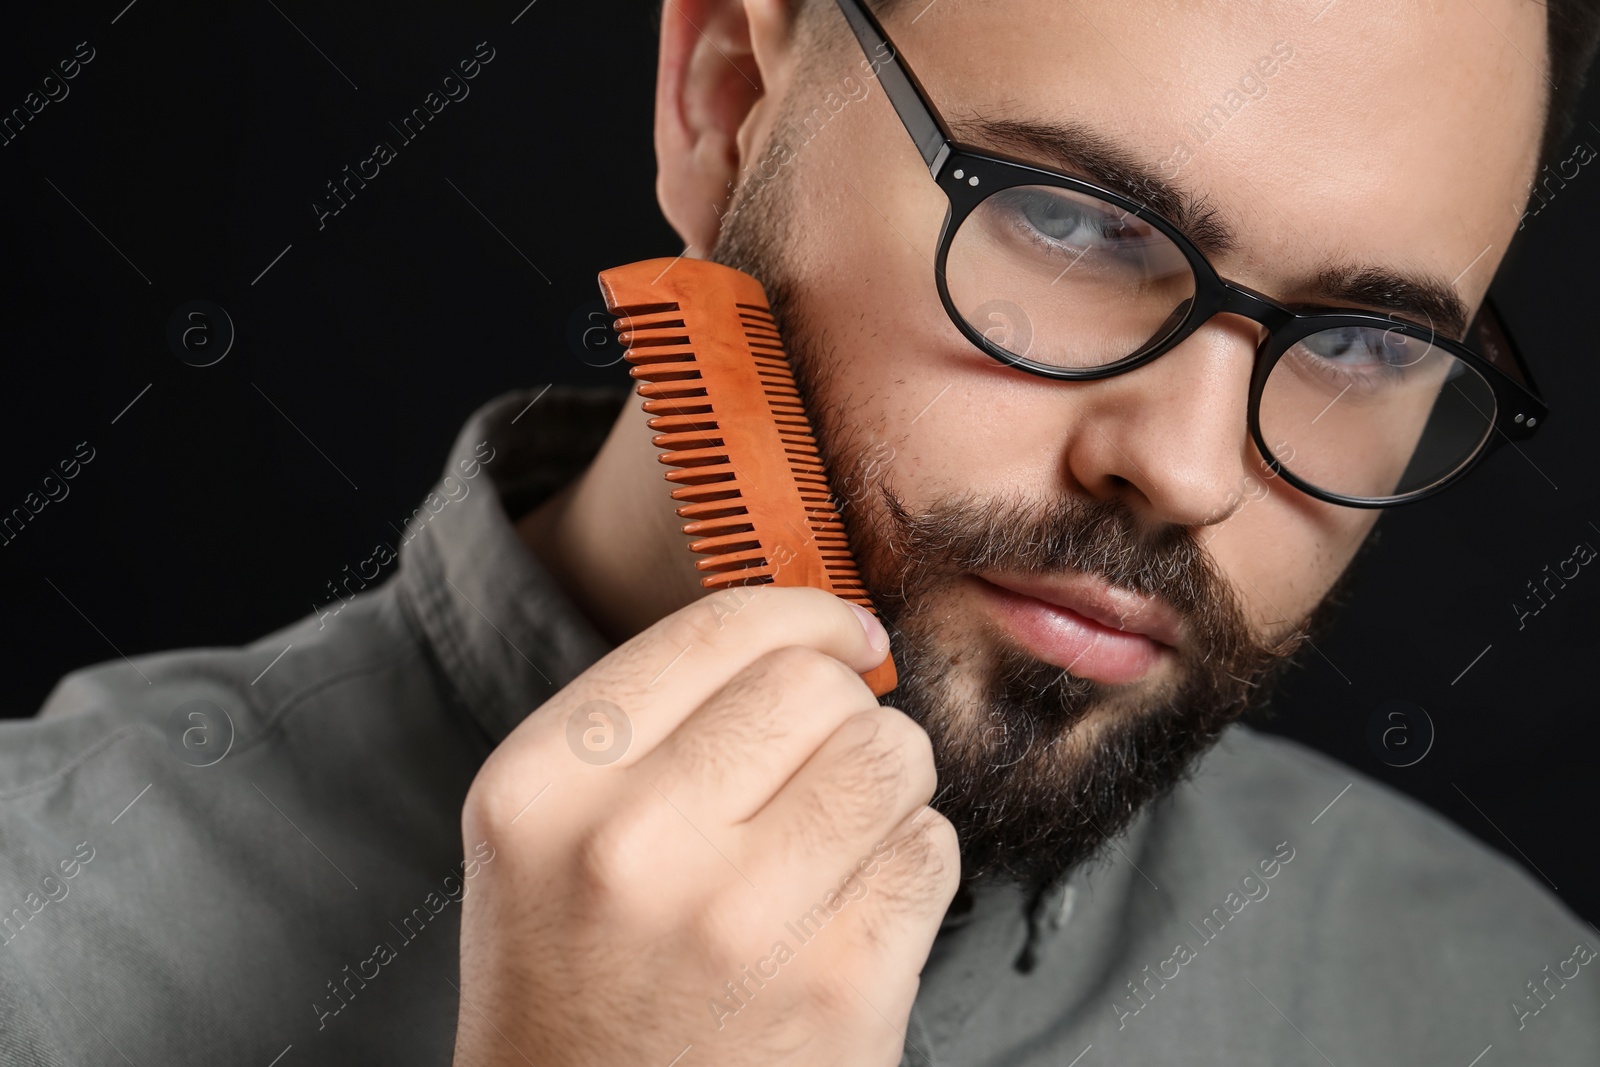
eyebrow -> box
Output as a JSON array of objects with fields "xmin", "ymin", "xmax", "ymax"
[
  {"xmin": 948, "ymin": 115, "xmax": 1472, "ymax": 338},
  {"xmin": 1309, "ymin": 264, "xmax": 1470, "ymax": 340}
]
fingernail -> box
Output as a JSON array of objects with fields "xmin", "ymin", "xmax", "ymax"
[{"xmin": 849, "ymin": 602, "xmax": 890, "ymax": 653}]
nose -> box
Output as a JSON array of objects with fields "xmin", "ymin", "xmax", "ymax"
[{"xmin": 1057, "ymin": 314, "xmax": 1265, "ymax": 528}]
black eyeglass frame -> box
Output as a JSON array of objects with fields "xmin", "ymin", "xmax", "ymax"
[{"xmin": 832, "ymin": 0, "xmax": 1548, "ymax": 508}]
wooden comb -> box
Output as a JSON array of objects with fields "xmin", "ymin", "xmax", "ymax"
[{"xmin": 597, "ymin": 257, "xmax": 898, "ymax": 697}]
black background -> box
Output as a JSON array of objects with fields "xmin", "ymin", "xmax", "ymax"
[{"xmin": 2, "ymin": 2, "xmax": 1596, "ymax": 925}]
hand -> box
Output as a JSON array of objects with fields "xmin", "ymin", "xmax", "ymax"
[{"xmin": 452, "ymin": 586, "xmax": 959, "ymax": 1066}]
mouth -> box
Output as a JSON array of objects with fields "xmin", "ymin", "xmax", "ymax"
[{"xmin": 968, "ymin": 570, "xmax": 1182, "ymax": 686}]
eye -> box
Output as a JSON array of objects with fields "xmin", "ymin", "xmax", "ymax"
[
  {"xmin": 1299, "ymin": 327, "xmax": 1423, "ymax": 369},
  {"xmin": 993, "ymin": 187, "xmax": 1161, "ymax": 259}
]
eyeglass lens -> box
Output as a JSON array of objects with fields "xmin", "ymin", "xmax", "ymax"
[{"xmin": 944, "ymin": 183, "xmax": 1499, "ymax": 501}]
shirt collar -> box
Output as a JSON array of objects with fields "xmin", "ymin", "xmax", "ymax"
[{"xmin": 395, "ymin": 384, "xmax": 631, "ymax": 746}]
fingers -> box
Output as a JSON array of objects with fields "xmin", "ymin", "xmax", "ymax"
[
  {"xmin": 826, "ymin": 805, "xmax": 962, "ymax": 1030},
  {"xmin": 741, "ymin": 705, "xmax": 943, "ymax": 920},
  {"xmin": 503, "ymin": 586, "xmax": 889, "ymax": 774},
  {"xmin": 636, "ymin": 643, "xmax": 883, "ymax": 828},
  {"xmin": 734, "ymin": 802, "xmax": 961, "ymax": 1032},
  {"xmin": 456, "ymin": 580, "xmax": 951, "ymax": 1067}
]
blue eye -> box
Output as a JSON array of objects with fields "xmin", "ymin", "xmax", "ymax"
[
  {"xmin": 1300, "ymin": 327, "xmax": 1424, "ymax": 369},
  {"xmin": 995, "ymin": 187, "xmax": 1158, "ymax": 259},
  {"xmin": 1018, "ymin": 192, "xmax": 1110, "ymax": 245}
]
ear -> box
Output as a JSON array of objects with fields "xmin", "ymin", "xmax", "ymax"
[{"xmin": 655, "ymin": 0, "xmax": 801, "ymax": 253}]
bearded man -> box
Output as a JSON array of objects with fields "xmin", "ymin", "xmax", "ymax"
[{"xmin": 2, "ymin": 1, "xmax": 1596, "ymax": 1064}]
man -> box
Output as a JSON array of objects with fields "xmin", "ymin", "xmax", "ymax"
[{"xmin": 1, "ymin": 0, "xmax": 1596, "ymax": 1064}]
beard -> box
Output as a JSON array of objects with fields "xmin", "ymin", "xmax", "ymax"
[{"xmin": 707, "ymin": 124, "xmax": 1341, "ymax": 895}]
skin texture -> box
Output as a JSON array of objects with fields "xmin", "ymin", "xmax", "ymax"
[
  {"xmin": 455, "ymin": 588, "xmax": 959, "ymax": 1065},
  {"xmin": 460, "ymin": 0, "xmax": 1548, "ymax": 1063},
  {"xmin": 530, "ymin": 0, "xmax": 1544, "ymax": 638}
]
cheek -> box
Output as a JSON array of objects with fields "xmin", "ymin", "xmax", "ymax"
[
  {"xmin": 784, "ymin": 135, "xmax": 1064, "ymax": 502},
  {"xmin": 812, "ymin": 315, "xmax": 1073, "ymax": 511},
  {"xmin": 1206, "ymin": 491, "xmax": 1374, "ymax": 630}
]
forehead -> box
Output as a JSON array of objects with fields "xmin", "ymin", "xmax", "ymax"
[{"xmin": 885, "ymin": 0, "xmax": 1548, "ymax": 303}]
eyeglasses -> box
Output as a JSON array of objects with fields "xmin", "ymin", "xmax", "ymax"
[{"xmin": 831, "ymin": 0, "xmax": 1548, "ymax": 508}]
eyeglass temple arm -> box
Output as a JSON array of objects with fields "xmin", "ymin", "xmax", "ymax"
[
  {"xmin": 1475, "ymin": 295, "xmax": 1541, "ymax": 398},
  {"xmin": 833, "ymin": 0, "xmax": 955, "ymax": 176}
]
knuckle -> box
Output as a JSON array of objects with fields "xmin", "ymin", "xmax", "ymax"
[
  {"xmin": 565, "ymin": 659, "xmax": 653, "ymax": 730},
  {"xmin": 804, "ymin": 786, "xmax": 880, "ymax": 852},
  {"xmin": 459, "ymin": 780, "xmax": 500, "ymax": 846},
  {"xmin": 917, "ymin": 806, "xmax": 960, "ymax": 857},
  {"xmin": 877, "ymin": 706, "xmax": 936, "ymax": 771},
  {"xmin": 691, "ymin": 884, "xmax": 770, "ymax": 962},
  {"xmin": 685, "ymin": 671, "xmax": 789, "ymax": 755},
  {"xmin": 759, "ymin": 644, "xmax": 864, "ymax": 696},
  {"xmin": 787, "ymin": 716, "xmax": 908, "ymax": 845},
  {"xmin": 572, "ymin": 802, "xmax": 663, "ymax": 896},
  {"xmin": 462, "ymin": 757, "xmax": 535, "ymax": 841},
  {"xmin": 891, "ymin": 725, "xmax": 939, "ymax": 805},
  {"xmin": 837, "ymin": 708, "xmax": 919, "ymax": 791},
  {"xmin": 901, "ymin": 809, "xmax": 962, "ymax": 896}
]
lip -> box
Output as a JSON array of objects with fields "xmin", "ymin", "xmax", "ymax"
[{"xmin": 970, "ymin": 570, "xmax": 1182, "ymax": 685}]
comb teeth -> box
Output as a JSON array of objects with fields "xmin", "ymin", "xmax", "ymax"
[
  {"xmin": 598, "ymin": 260, "xmax": 876, "ymax": 603},
  {"xmin": 597, "ymin": 257, "xmax": 896, "ymax": 695}
]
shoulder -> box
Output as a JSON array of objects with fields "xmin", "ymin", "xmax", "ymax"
[
  {"xmin": 0, "ymin": 582, "xmax": 431, "ymax": 798},
  {"xmin": 0, "ymin": 584, "xmax": 476, "ymax": 1061},
  {"xmin": 1151, "ymin": 724, "xmax": 1599, "ymax": 1054},
  {"xmin": 1181, "ymin": 725, "xmax": 1544, "ymax": 888},
  {"xmin": 1173, "ymin": 724, "xmax": 1577, "ymax": 929}
]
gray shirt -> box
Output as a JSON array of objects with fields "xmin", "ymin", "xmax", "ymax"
[{"xmin": 1, "ymin": 386, "xmax": 1594, "ymax": 1066}]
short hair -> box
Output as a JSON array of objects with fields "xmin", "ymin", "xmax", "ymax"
[
  {"xmin": 1544, "ymin": 0, "xmax": 1600, "ymax": 166},
  {"xmin": 667, "ymin": 0, "xmax": 1600, "ymax": 174}
]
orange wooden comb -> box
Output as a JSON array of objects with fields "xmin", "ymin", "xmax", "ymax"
[{"xmin": 597, "ymin": 257, "xmax": 898, "ymax": 697}]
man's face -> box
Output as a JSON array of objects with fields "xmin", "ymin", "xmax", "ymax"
[{"xmin": 700, "ymin": 0, "xmax": 1545, "ymax": 889}]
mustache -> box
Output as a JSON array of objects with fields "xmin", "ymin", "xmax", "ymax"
[
  {"xmin": 851, "ymin": 476, "xmax": 1309, "ymax": 885},
  {"xmin": 873, "ymin": 483, "xmax": 1244, "ymax": 635}
]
